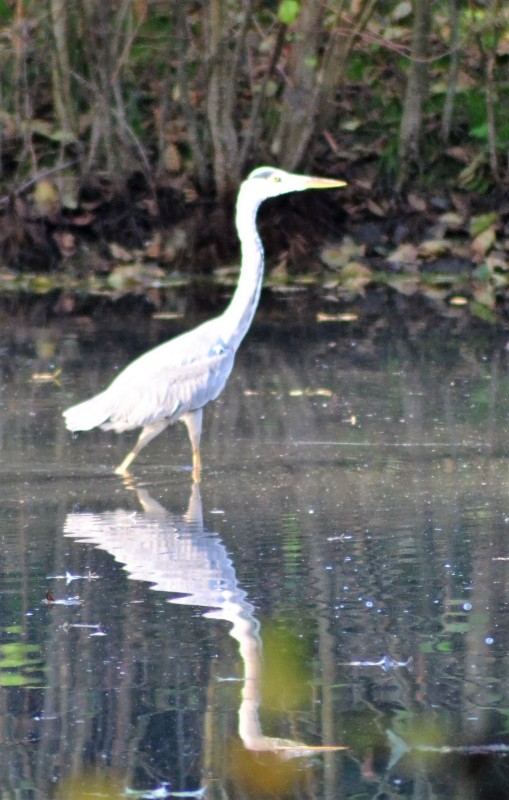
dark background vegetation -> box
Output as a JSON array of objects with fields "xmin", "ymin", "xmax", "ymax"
[{"xmin": 0, "ymin": 0, "xmax": 508, "ymax": 319}]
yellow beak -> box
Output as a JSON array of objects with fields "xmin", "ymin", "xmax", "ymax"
[{"xmin": 304, "ymin": 175, "xmax": 347, "ymax": 190}]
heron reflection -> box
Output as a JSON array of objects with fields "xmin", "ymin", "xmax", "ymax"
[{"xmin": 64, "ymin": 482, "xmax": 340, "ymax": 760}]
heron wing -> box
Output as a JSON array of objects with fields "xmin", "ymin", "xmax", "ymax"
[
  {"xmin": 63, "ymin": 318, "xmax": 236, "ymax": 433},
  {"xmin": 99, "ymin": 333, "xmax": 235, "ymax": 432}
]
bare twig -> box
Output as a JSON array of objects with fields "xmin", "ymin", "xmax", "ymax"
[
  {"xmin": 175, "ymin": 3, "xmax": 209, "ymax": 188},
  {"xmin": 238, "ymin": 22, "xmax": 287, "ymax": 170},
  {"xmin": 0, "ymin": 160, "xmax": 78, "ymax": 208}
]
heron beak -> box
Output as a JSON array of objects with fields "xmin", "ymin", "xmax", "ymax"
[{"xmin": 304, "ymin": 175, "xmax": 347, "ymax": 190}]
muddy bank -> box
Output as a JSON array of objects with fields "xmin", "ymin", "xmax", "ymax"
[{"xmin": 1, "ymin": 172, "xmax": 509, "ymax": 327}]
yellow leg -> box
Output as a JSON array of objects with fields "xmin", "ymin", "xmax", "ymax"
[
  {"xmin": 181, "ymin": 408, "xmax": 203, "ymax": 482},
  {"xmin": 114, "ymin": 419, "xmax": 170, "ymax": 475},
  {"xmin": 115, "ymin": 449, "xmax": 137, "ymax": 476}
]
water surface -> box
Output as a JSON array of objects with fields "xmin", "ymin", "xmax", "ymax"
[{"xmin": 1, "ymin": 309, "xmax": 509, "ymax": 798}]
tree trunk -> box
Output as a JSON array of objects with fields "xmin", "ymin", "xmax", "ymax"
[
  {"xmin": 398, "ymin": 0, "xmax": 432, "ymax": 183},
  {"xmin": 271, "ymin": 1, "xmax": 326, "ymax": 170},
  {"xmin": 206, "ymin": 0, "xmax": 247, "ymax": 197},
  {"xmin": 49, "ymin": 0, "xmax": 76, "ymax": 142},
  {"xmin": 272, "ymin": 0, "xmax": 377, "ymax": 172},
  {"xmin": 441, "ymin": 0, "xmax": 459, "ymax": 143}
]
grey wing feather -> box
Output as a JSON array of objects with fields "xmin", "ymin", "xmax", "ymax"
[
  {"xmin": 64, "ymin": 322, "xmax": 235, "ymax": 433},
  {"xmin": 102, "ymin": 346, "xmax": 234, "ymax": 431}
]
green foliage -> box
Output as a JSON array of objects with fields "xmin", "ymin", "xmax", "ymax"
[
  {"xmin": 277, "ymin": 0, "xmax": 301, "ymax": 25},
  {"xmin": 0, "ymin": 0, "xmax": 11, "ymax": 22},
  {"xmin": 0, "ymin": 0, "xmax": 508, "ymax": 199}
]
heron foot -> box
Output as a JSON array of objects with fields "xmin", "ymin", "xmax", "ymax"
[{"xmin": 115, "ymin": 451, "xmax": 136, "ymax": 476}]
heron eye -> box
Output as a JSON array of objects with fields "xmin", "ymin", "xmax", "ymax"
[{"xmin": 272, "ymin": 175, "xmax": 281, "ymax": 183}]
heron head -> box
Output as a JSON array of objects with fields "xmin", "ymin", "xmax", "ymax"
[{"xmin": 245, "ymin": 166, "xmax": 347, "ymax": 200}]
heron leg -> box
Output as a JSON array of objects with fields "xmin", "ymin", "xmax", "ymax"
[
  {"xmin": 180, "ymin": 408, "xmax": 203, "ymax": 482},
  {"xmin": 114, "ymin": 419, "xmax": 170, "ymax": 475}
]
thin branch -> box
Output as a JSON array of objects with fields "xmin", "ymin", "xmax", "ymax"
[
  {"xmin": 238, "ymin": 23, "xmax": 287, "ymax": 170},
  {"xmin": 224, "ymin": 0, "xmax": 254, "ymax": 119},
  {"xmin": 0, "ymin": 160, "xmax": 78, "ymax": 208},
  {"xmin": 176, "ymin": 3, "xmax": 209, "ymax": 188}
]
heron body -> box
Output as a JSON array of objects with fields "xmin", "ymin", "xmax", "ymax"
[{"xmin": 63, "ymin": 166, "xmax": 346, "ymax": 477}]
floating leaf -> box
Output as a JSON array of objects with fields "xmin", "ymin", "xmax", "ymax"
[
  {"xmin": 107, "ymin": 264, "xmax": 165, "ymax": 291},
  {"xmin": 289, "ymin": 387, "xmax": 333, "ymax": 398},
  {"xmin": 316, "ymin": 312, "xmax": 358, "ymax": 322},
  {"xmin": 321, "ymin": 237, "xmax": 365, "ymax": 269},
  {"xmin": 338, "ymin": 261, "xmax": 373, "ymax": 294}
]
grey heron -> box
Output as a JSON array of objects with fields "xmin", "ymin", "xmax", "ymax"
[{"xmin": 63, "ymin": 166, "xmax": 346, "ymax": 477}]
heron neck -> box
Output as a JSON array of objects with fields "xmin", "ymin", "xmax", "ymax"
[{"xmin": 220, "ymin": 190, "xmax": 265, "ymax": 351}]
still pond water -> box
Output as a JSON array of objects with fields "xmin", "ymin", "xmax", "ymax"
[{"xmin": 2, "ymin": 304, "xmax": 509, "ymax": 799}]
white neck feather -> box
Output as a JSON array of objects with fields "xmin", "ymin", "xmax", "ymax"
[{"xmin": 220, "ymin": 185, "xmax": 266, "ymax": 352}]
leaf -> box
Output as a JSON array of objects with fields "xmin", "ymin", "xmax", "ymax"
[
  {"xmin": 386, "ymin": 243, "xmax": 419, "ymax": 265},
  {"xmin": 439, "ymin": 211, "xmax": 464, "ymax": 231},
  {"xmin": 385, "ymin": 275, "xmax": 420, "ymax": 296},
  {"xmin": 289, "ymin": 388, "xmax": 333, "ymax": 398},
  {"xmin": 316, "ymin": 312, "xmax": 358, "ymax": 322},
  {"xmin": 408, "ymin": 193, "xmax": 426, "ymax": 212},
  {"xmin": 366, "ymin": 198, "xmax": 387, "ymax": 217},
  {"xmin": 340, "ymin": 118, "xmax": 361, "ymax": 132},
  {"xmin": 392, "ymin": 1, "xmax": 412, "ymax": 20},
  {"xmin": 320, "ymin": 237, "xmax": 365, "ymax": 269},
  {"xmin": 469, "ymin": 212, "xmax": 499, "ymax": 237},
  {"xmin": 469, "ymin": 122, "xmax": 488, "ymax": 141},
  {"xmin": 472, "ymin": 262, "xmax": 492, "ymax": 281},
  {"xmin": 470, "ymin": 299, "xmax": 497, "ymax": 323},
  {"xmin": 33, "ymin": 180, "xmax": 59, "ymax": 216},
  {"xmin": 109, "ymin": 242, "xmax": 134, "ymax": 262},
  {"xmin": 338, "ymin": 261, "xmax": 373, "ymax": 294},
  {"xmin": 485, "ymin": 253, "xmax": 509, "ymax": 271},
  {"xmin": 277, "ymin": 0, "xmax": 301, "ymax": 25},
  {"xmin": 472, "ymin": 284, "xmax": 496, "ymax": 310},
  {"xmin": 418, "ymin": 239, "xmax": 450, "ymax": 258},
  {"xmin": 471, "ymin": 227, "xmax": 496, "ymax": 260},
  {"xmin": 458, "ymin": 152, "xmax": 487, "ymax": 188}
]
